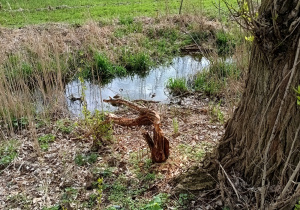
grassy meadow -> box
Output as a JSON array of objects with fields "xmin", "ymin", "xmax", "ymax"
[{"xmin": 0, "ymin": 0, "xmax": 238, "ymax": 27}]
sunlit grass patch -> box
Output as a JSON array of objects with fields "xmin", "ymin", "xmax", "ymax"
[{"xmin": 0, "ymin": 0, "xmax": 238, "ymax": 27}]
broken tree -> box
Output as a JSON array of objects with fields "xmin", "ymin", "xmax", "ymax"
[{"xmin": 104, "ymin": 98, "xmax": 169, "ymax": 163}]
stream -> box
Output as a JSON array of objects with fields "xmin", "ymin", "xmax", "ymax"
[{"xmin": 65, "ymin": 55, "xmax": 210, "ymax": 116}]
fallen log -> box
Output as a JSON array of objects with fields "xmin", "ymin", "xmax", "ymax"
[{"xmin": 104, "ymin": 97, "xmax": 169, "ymax": 163}]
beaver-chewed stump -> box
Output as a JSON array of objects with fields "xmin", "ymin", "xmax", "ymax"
[{"xmin": 103, "ymin": 97, "xmax": 169, "ymax": 163}]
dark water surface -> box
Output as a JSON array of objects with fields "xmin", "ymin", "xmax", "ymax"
[{"xmin": 65, "ymin": 55, "xmax": 210, "ymax": 116}]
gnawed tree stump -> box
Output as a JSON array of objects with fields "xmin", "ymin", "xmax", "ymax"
[{"xmin": 103, "ymin": 97, "xmax": 169, "ymax": 163}]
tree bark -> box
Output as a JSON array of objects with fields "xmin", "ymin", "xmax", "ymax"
[{"xmin": 176, "ymin": 0, "xmax": 300, "ymax": 208}]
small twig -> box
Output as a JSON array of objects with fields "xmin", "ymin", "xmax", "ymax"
[
  {"xmin": 0, "ymin": 162, "xmax": 13, "ymax": 174},
  {"xmin": 219, "ymin": 163, "xmax": 241, "ymax": 201},
  {"xmin": 133, "ymin": 99, "xmax": 160, "ymax": 104}
]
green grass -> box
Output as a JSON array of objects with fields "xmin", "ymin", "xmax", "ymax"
[
  {"xmin": 166, "ymin": 78, "xmax": 189, "ymax": 96},
  {"xmin": 166, "ymin": 60, "xmax": 241, "ymax": 97},
  {"xmin": 0, "ymin": 0, "xmax": 238, "ymax": 27},
  {"xmin": 193, "ymin": 61, "xmax": 240, "ymax": 95}
]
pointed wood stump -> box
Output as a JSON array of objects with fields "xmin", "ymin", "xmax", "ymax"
[{"xmin": 103, "ymin": 97, "xmax": 169, "ymax": 163}]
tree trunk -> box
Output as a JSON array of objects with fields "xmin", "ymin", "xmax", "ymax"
[{"xmin": 176, "ymin": 0, "xmax": 300, "ymax": 208}]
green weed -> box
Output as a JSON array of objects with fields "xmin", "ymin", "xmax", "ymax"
[
  {"xmin": 172, "ymin": 117, "xmax": 179, "ymax": 134},
  {"xmin": 7, "ymin": 193, "xmax": 32, "ymax": 209},
  {"xmin": 38, "ymin": 134, "xmax": 56, "ymax": 151},
  {"xmin": 177, "ymin": 193, "xmax": 190, "ymax": 207},
  {"xmin": 85, "ymin": 194, "xmax": 98, "ymax": 208},
  {"xmin": 92, "ymin": 166, "xmax": 113, "ymax": 178},
  {"xmin": 142, "ymin": 193, "xmax": 169, "ymax": 210},
  {"xmin": 209, "ymin": 102, "xmax": 225, "ymax": 123},
  {"xmin": 97, "ymin": 178, "xmax": 104, "ymax": 208},
  {"xmin": 193, "ymin": 71, "xmax": 222, "ymax": 95},
  {"xmin": 0, "ymin": 139, "xmax": 19, "ymax": 169},
  {"xmin": 177, "ymin": 144, "xmax": 205, "ymax": 161},
  {"xmin": 82, "ymin": 110, "xmax": 114, "ymax": 150},
  {"xmin": 55, "ymin": 119, "xmax": 74, "ymax": 134},
  {"xmin": 42, "ymin": 205, "xmax": 60, "ymax": 210},
  {"xmin": 61, "ymin": 187, "xmax": 78, "ymax": 207},
  {"xmin": 74, "ymin": 153, "xmax": 98, "ymax": 166},
  {"xmin": 12, "ymin": 117, "xmax": 29, "ymax": 130}
]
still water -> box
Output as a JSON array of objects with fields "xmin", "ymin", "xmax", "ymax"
[{"xmin": 65, "ymin": 55, "xmax": 210, "ymax": 116}]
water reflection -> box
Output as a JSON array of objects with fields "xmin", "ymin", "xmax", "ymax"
[{"xmin": 65, "ymin": 55, "xmax": 210, "ymax": 116}]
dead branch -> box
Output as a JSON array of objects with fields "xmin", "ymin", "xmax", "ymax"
[{"xmin": 104, "ymin": 97, "xmax": 169, "ymax": 163}]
